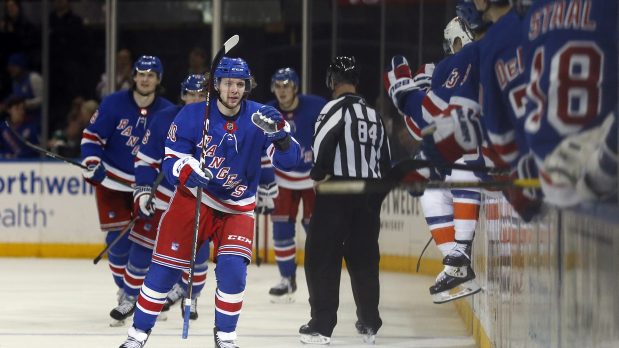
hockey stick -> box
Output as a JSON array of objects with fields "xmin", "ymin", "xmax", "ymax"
[
  {"xmin": 415, "ymin": 236, "xmax": 433, "ymax": 273},
  {"xmin": 183, "ymin": 34, "xmax": 240, "ymax": 339},
  {"xmin": 4, "ymin": 120, "xmax": 132, "ymax": 189},
  {"xmin": 316, "ymin": 177, "xmax": 540, "ymax": 194},
  {"xmin": 92, "ymin": 171, "xmax": 166, "ymax": 264},
  {"xmin": 254, "ymin": 213, "xmax": 262, "ymax": 266}
]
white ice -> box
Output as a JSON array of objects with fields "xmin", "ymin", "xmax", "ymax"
[{"xmin": 0, "ymin": 258, "xmax": 475, "ymax": 348}]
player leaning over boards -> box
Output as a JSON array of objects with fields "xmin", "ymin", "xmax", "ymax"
[
  {"xmin": 80, "ymin": 56, "xmax": 173, "ymax": 323},
  {"xmin": 262, "ymin": 67, "xmax": 326, "ymax": 303},
  {"xmin": 119, "ymin": 57, "xmax": 301, "ymax": 348},
  {"xmin": 384, "ymin": 11, "xmax": 485, "ymax": 304},
  {"xmin": 109, "ymin": 74, "xmax": 211, "ymax": 325}
]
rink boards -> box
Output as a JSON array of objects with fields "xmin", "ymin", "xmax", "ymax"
[{"xmin": 2, "ymin": 161, "xmax": 618, "ymax": 347}]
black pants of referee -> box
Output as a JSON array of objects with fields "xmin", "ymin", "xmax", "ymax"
[{"xmin": 304, "ymin": 187, "xmax": 384, "ymax": 337}]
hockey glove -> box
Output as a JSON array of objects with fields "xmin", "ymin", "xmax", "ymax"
[
  {"xmin": 81, "ymin": 156, "xmax": 106, "ymax": 186},
  {"xmin": 428, "ymin": 106, "xmax": 483, "ymax": 164},
  {"xmin": 133, "ymin": 186, "xmax": 155, "ymax": 219},
  {"xmin": 383, "ymin": 55, "xmax": 417, "ymax": 110},
  {"xmin": 251, "ymin": 105, "xmax": 292, "ymax": 151},
  {"xmin": 255, "ymin": 182, "xmax": 278, "ymax": 215},
  {"xmin": 172, "ymin": 156, "xmax": 213, "ymax": 189},
  {"xmin": 503, "ymin": 153, "xmax": 542, "ymax": 222},
  {"xmin": 412, "ymin": 63, "xmax": 435, "ymax": 93}
]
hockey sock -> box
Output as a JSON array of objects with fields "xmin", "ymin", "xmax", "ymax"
[
  {"xmin": 214, "ymin": 254, "xmax": 247, "ymax": 333},
  {"xmin": 273, "ymin": 221, "xmax": 296, "ymax": 277},
  {"xmin": 452, "ymin": 189, "xmax": 481, "ymax": 242},
  {"xmin": 106, "ymin": 230, "xmax": 132, "ymax": 289},
  {"xmin": 123, "ymin": 243, "xmax": 153, "ymax": 298},
  {"xmin": 133, "ymin": 263, "xmax": 181, "ymax": 332},
  {"xmin": 180, "ymin": 242, "xmax": 210, "ymax": 298},
  {"xmin": 425, "ymin": 216, "xmax": 456, "ymax": 257}
]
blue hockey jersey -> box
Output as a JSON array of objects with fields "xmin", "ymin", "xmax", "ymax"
[
  {"xmin": 135, "ymin": 104, "xmax": 182, "ymax": 209},
  {"xmin": 521, "ymin": 0, "xmax": 618, "ymax": 165},
  {"xmin": 81, "ymin": 90, "xmax": 173, "ymax": 191},
  {"xmin": 163, "ymin": 99, "xmax": 301, "ymax": 215},
  {"xmin": 266, "ymin": 94, "xmax": 326, "ymax": 189}
]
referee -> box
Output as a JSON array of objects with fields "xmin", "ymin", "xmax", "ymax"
[{"xmin": 300, "ymin": 56, "xmax": 391, "ymax": 345}]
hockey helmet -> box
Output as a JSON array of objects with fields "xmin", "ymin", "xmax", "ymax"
[
  {"xmin": 325, "ymin": 55, "xmax": 359, "ymax": 90},
  {"xmin": 443, "ymin": 17, "xmax": 475, "ymax": 55},
  {"xmin": 133, "ymin": 55, "xmax": 163, "ymax": 78},
  {"xmin": 271, "ymin": 67, "xmax": 300, "ymax": 92},
  {"xmin": 456, "ymin": 1, "xmax": 489, "ymax": 34},
  {"xmin": 181, "ymin": 74, "xmax": 206, "ymax": 96},
  {"xmin": 214, "ymin": 56, "xmax": 253, "ymax": 94}
]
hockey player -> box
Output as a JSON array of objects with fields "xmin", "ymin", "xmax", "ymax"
[
  {"xmin": 384, "ymin": 14, "xmax": 483, "ymax": 304},
  {"xmin": 80, "ymin": 55, "xmax": 173, "ymax": 309},
  {"xmin": 109, "ymin": 74, "xmax": 210, "ymax": 325},
  {"xmin": 520, "ymin": 0, "xmax": 618, "ymax": 206},
  {"xmin": 119, "ymin": 57, "xmax": 301, "ymax": 348},
  {"xmin": 263, "ymin": 67, "xmax": 326, "ymax": 303}
]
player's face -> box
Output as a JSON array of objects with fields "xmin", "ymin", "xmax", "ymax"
[
  {"xmin": 134, "ymin": 71, "xmax": 159, "ymax": 96},
  {"xmin": 182, "ymin": 90, "xmax": 207, "ymax": 105},
  {"xmin": 272, "ymin": 80, "xmax": 297, "ymax": 107},
  {"xmin": 218, "ymin": 77, "xmax": 246, "ymax": 108}
]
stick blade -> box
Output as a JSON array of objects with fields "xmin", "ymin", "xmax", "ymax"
[{"xmin": 223, "ymin": 34, "xmax": 240, "ymax": 53}]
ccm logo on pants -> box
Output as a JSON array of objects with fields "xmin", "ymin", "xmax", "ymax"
[{"xmin": 228, "ymin": 235, "xmax": 252, "ymax": 245}]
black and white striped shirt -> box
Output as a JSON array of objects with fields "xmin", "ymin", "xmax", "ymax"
[{"xmin": 311, "ymin": 93, "xmax": 391, "ymax": 181}]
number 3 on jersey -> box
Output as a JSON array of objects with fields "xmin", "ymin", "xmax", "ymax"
[{"xmin": 525, "ymin": 41, "xmax": 603, "ymax": 135}]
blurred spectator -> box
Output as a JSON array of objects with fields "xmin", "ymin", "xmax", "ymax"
[
  {"xmin": 4, "ymin": 52, "xmax": 43, "ymax": 125},
  {"xmin": 48, "ymin": 97, "xmax": 98, "ymax": 158},
  {"xmin": 49, "ymin": 0, "xmax": 87, "ymax": 134},
  {"xmin": 96, "ymin": 48, "xmax": 133, "ymax": 100},
  {"xmin": 0, "ymin": 95, "xmax": 39, "ymax": 158},
  {"xmin": 187, "ymin": 46, "xmax": 208, "ymax": 75}
]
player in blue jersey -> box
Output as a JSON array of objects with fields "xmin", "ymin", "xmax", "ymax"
[
  {"xmin": 263, "ymin": 67, "xmax": 326, "ymax": 303},
  {"xmin": 108, "ymin": 74, "xmax": 210, "ymax": 325},
  {"xmin": 520, "ymin": 0, "xmax": 617, "ymax": 206},
  {"xmin": 80, "ymin": 55, "xmax": 173, "ymax": 323},
  {"xmin": 384, "ymin": 14, "xmax": 483, "ymax": 304},
  {"xmin": 119, "ymin": 57, "xmax": 301, "ymax": 348}
]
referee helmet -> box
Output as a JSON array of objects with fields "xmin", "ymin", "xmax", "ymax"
[{"xmin": 325, "ymin": 56, "xmax": 359, "ymax": 90}]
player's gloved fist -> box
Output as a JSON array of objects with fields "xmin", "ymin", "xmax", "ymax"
[
  {"xmin": 503, "ymin": 153, "xmax": 542, "ymax": 222},
  {"xmin": 251, "ymin": 105, "xmax": 292, "ymax": 150},
  {"xmin": 255, "ymin": 182, "xmax": 278, "ymax": 215},
  {"xmin": 383, "ymin": 55, "xmax": 417, "ymax": 110},
  {"xmin": 401, "ymin": 168, "xmax": 430, "ymax": 197},
  {"xmin": 133, "ymin": 186, "xmax": 155, "ymax": 219},
  {"xmin": 412, "ymin": 63, "xmax": 435, "ymax": 92},
  {"xmin": 428, "ymin": 106, "xmax": 483, "ymax": 164},
  {"xmin": 172, "ymin": 156, "xmax": 213, "ymax": 189},
  {"xmin": 81, "ymin": 156, "xmax": 106, "ymax": 185}
]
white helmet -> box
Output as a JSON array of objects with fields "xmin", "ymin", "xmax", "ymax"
[{"xmin": 443, "ymin": 16, "xmax": 474, "ymax": 55}]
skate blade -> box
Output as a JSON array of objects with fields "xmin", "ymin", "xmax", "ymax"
[
  {"xmin": 432, "ymin": 280, "xmax": 481, "ymax": 304},
  {"xmin": 109, "ymin": 318, "xmax": 125, "ymax": 327},
  {"xmin": 300, "ymin": 333, "xmax": 331, "ymax": 345},
  {"xmin": 270, "ymin": 293, "xmax": 295, "ymax": 304}
]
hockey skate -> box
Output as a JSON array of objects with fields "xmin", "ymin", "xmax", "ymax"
[
  {"xmin": 430, "ymin": 246, "xmax": 480, "ymax": 304},
  {"xmin": 355, "ymin": 321, "xmax": 376, "ymax": 344},
  {"xmin": 110, "ymin": 295, "xmax": 136, "ymax": 327},
  {"xmin": 269, "ymin": 276, "xmax": 297, "ymax": 303},
  {"xmin": 180, "ymin": 296, "xmax": 199, "ymax": 320},
  {"xmin": 299, "ymin": 324, "xmax": 331, "ymax": 345},
  {"xmin": 119, "ymin": 326, "xmax": 150, "ymax": 348},
  {"xmin": 214, "ymin": 327, "xmax": 240, "ymax": 348},
  {"xmin": 162, "ymin": 283, "xmax": 184, "ymax": 312}
]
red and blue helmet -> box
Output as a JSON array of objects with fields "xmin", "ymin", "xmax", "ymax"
[
  {"xmin": 214, "ymin": 56, "xmax": 252, "ymax": 93},
  {"xmin": 271, "ymin": 67, "xmax": 300, "ymax": 91},
  {"xmin": 133, "ymin": 55, "xmax": 163, "ymax": 79}
]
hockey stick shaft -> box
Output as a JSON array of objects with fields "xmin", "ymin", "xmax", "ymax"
[
  {"xmin": 4, "ymin": 120, "xmax": 132, "ymax": 189},
  {"xmin": 254, "ymin": 213, "xmax": 262, "ymax": 266},
  {"xmin": 183, "ymin": 34, "xmax": 240, "ymax": 339},
  {"xmin": 316, "ymin": 178, "xmax": 540, "ymax": 194},
  {"xmin": 92, "ymin": 171, "xmax": 166, "ymax": 264}
]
